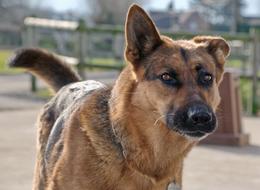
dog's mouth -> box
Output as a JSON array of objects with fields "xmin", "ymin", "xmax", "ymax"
[{"xmin": 171, "ymin": 125, "xmax": 215, "ymax": 140}]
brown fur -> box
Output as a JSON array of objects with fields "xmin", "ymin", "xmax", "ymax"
[{"xmin": 9, "ymin": 4, "xmax": 230, "ymax": 190}]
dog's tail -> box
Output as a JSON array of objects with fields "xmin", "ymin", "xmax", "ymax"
[{"xmin": 9, "ymin": 48, "xmax": 81, "ymax": 92}]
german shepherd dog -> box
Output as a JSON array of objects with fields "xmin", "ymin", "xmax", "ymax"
[{"xmin": 9, "ymin": 4, "xmax": 230, "ymax": 190}]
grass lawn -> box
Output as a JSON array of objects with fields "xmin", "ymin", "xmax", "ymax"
[
  {"xmin": 85, "ymin": 57, "xmax": 124, "ymax": 70},
  {"xmin": 227, "ymin": 59, "xmax": 242, "ymax": 68},
  {"xmin": 35, "ymin": 88, "xmax": 53, "ymax": 99},
  {"xmin": 0, "ymin": 49, "xmax": 22, "ymax": 74}
]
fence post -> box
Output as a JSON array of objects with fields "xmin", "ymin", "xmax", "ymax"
[
  {"xmin": 23, "ymin": 24, "xmax": 37, "ymax": 92},
  {"xmin": 76, "ymin": 19, "xmax": 87, "ymax": 79},
  {"xmin": 250, "ymin": 27, "xmax": 260, "ymax": 115},
  {"xmin": 202, "ymin": 72, "xmax": 250, "ymax": 146}
]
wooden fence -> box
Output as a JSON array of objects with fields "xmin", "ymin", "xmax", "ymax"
[{"xmin": 22, "ymin": 17, "xmax": 260, "ymax": 115}]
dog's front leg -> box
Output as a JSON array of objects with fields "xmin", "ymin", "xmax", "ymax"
[
  {"xmin": 166, "ymin": 163, "xmax": 183, "ymax": 190},
  {"xmin": 167, "ymin": 182, "xmax": 181, "ymax": 190}
]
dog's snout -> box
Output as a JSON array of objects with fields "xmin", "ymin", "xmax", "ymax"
[
  {"xmin": 188, "ymin": 107, "xmax": 212, "ymax": 126},
  {"xmin": 168, "ymin": 102, "xmax": 217, "ymax": 138},
  {"xmin": 184, "ymin": 103, "xmax": 216, "ymax": 133}
]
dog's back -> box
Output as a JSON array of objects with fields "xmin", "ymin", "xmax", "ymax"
[{"xmin": 9, "ymin": 49, "xmax": 115, "ymax": 189}]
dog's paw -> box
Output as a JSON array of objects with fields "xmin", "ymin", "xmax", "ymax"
[{"xmin": 167, "ymin": 182, "xmax": 181, "ymax": 190}]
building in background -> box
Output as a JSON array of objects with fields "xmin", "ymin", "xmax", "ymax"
[{"xmin": 149, "ymin": 9, "xmax": 209, "ymax": 33}]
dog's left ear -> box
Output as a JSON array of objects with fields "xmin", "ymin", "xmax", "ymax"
[
  {"xmin": 193, "ymin": 36, "xmax": 230, "ymax": 83},
  {"xmin": 125, "ymin": 4, "xmax": 162, "ymax": 67},
  {"xmin": 193, "ymin": 36, "xmax": 230, "ymax": 67}
]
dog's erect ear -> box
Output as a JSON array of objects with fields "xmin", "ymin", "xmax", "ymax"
[
  {"xmin": 125, "ymin": 4, "xmax": 162, "ymax": 66},
  {"xmin": 193, "ymin": 36, "xmax": 230, "ymax": 65},
  {"xmin": 193, "ymin": 36, "xmax": 230, "ymax": 82}
]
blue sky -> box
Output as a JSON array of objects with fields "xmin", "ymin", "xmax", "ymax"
[{"xmin": 43, "ymin": 0, "xmax": 260, "ymax": 17}]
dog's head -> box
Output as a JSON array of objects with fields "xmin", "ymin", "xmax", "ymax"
[{"xmin": 124, "ymin": 5, "xmax": 230, "ymax": 141}]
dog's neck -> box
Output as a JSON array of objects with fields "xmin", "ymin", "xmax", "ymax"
[{"xmin": 109, "ymin": 66, "xmax": 195, "ymax": 183}]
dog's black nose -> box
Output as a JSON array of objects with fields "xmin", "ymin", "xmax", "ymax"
[
  {"xmin": 168, "ymin": 102, "xmax": 217, "ymax": 136},
  {"xmin": 190, "ymin": 111, "xmax": 212, "ymax": 125},
  {"xmin": 188, "ymin": 105, "xmax": 212, "ymax": 126}
]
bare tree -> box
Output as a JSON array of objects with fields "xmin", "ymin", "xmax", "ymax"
[
  {"xmin": 0, "ymin": 0, "xmax": 33, "ymax": 24},
  {"xmin": 190, "ymin": 0, "xmax": 245, "ymax": 32},
  {"xmin": 87, "ymin": 0, "xmax": 150, "ymax": 25}
]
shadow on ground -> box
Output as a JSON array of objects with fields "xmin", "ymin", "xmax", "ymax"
[{"xmin": 200, "ymin": 144, "xmax": 260, "ymax": 157}]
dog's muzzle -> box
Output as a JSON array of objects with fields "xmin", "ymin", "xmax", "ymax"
[{"xmin": 166, "ymin": 101, "xmax": 217, "ymax": 140}]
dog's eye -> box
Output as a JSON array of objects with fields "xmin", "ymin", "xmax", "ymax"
[
  {"xmin": 160, "ymin": 73, "xmax": 180, "ymax": 86},
  {"xmin": 161, "ymin": 73, "xmax": 172, "ymax": 81},
  {"xmin": 203, "ymin": 74, "xmax": 212, "ymax": 82},
  {"xmin": 198, "ymin": 72, "xmax": 213, "ymax": 87}
]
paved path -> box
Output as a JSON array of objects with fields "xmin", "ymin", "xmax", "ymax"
[
  {"xmin": 0, "ymin": 74, "xmax": 259, "ymax": 190},
  {"xmin": 184, "ymin": 118, "xmax": 260, "ymax": 190},
  {"xmin": 0, "ymin": 109, "xmax": 37, "ymax": 190},
  {"xmin": 0, "ymin": 74, "xmax": 45, "ymax": 111}
]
